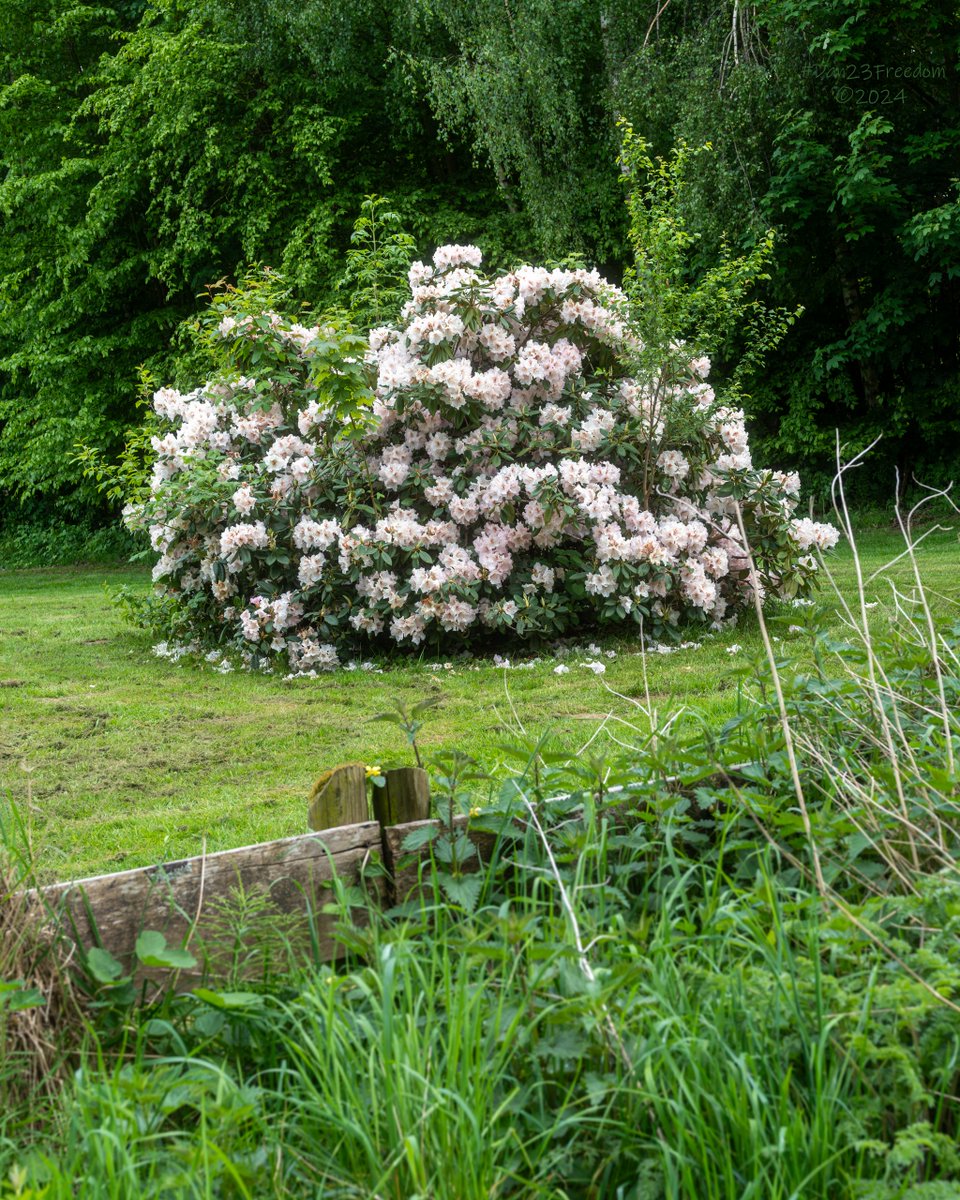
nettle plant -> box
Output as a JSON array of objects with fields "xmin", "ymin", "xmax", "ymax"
[{"xmin": 126, "ymin": 248, "xmax": 838, "ymax": 673}]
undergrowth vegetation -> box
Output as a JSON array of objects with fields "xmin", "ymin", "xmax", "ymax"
[
  {"xmin": 1, "ymin": 505, "xmax": 959, "ymax": 1198},
  {"xmin": 0, "ymin": 519, "xmax": 138, "ymax": 570}
]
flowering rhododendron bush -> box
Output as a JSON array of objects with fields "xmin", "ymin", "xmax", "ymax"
[{"xmin": 126, "ymin": 248, "xmax": 838, "ymax": 672}]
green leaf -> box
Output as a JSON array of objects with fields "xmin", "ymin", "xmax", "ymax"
[
  {"xmin": 192, "ymin": 988, "xmax": 266, "ymax": 1010},
  {"xmin": 434, "ymin": 831, "xmax": 477, "ymax": 866},
  {"xmin": 87, "ymin": 946, "xmax": 125, "ymax": 984},
  {"xmin": 0, "ymin": 981, "xmax": 44, "ymax": 1012},
  {"xmin": 135, "ymin": 931, "xmax": 197, "ymax": 970},
  {"xmin": 439, "ymin": 872, "xmax": 483, "ymax": 913},
  {"xmin": 401, "ymin": 825, "xmax": 440, "ymax": 852},
  {"xmin": 531, "ymin": 1026, "xmax": 590, "ymax": 1062},
  {"xmin": 369, "ymin": 711, "xmax": 403, "ymax": 726},
  {"xmin": 193, "ymin": 1009, "xmax": 227, "ymax": 1037}
]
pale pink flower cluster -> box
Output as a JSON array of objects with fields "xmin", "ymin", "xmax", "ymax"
[
  {"xmin": 789, "ymin": 518, "xmax": 841, "ymax": 552},
  {"xmin": 657, "ymin": 450, "xmax": 690, "ymax": 480},
  {"xmin": 431, "ymin": 244, "xmax": 484, "ymax": 272},
  {"xmin": 232, "ymin": 483, "xmax": 256, "ymax": 516},
  {"xmin": 571, "ymin": 409, "xmax": 616, "ymax": 452},
  {"xmin": 407, "ymin": 312, "xmax": 466, "ymax": 347},
  {"xmin": 293, "ymin": 516, "xmax": 340, "ymax": 552},
  {"xmin": 514, "ymin": 339, "xmax": 583, "ymax": 393},
  {"xmin": 133, "ymin": 249, "xmax": 838, "ymax": 670},
  {"xmin": 220, "ymin": 521, "xmax": 269, "ymax": 561}
]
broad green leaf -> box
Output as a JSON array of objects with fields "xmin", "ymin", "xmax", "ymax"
[
  {"xmin": 439, "ymin": 872, "xmax": 483, "ymax": 913},
  {"xmin": 368, "ymin": 711, "xmax": 403, "ymax": 725},
  {"xmin": 87, "ymin": 947, "xmax": 125, "ymax": 984},
  {"xmin": 0, "ymin": 981, "xmax": 44, "ymax": 1012},
  {"xmin": 135, "ymin": 931, "xmax": 197, "ymax": 970},
  {"xmin": 192, "ymin": 988, "xmax": 266, "ymax": 1010},
  {"xmin": 193, "ymin": 1010, "xmax": 227, "ymax": 1037},
  {"xmin": 401, "ymin": 825, "xmax": 440, "ymax": 852}
]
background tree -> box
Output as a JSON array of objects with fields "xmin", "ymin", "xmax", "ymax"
[
  {"xmin": 615, "ymin": 0, "xmax": 960, "ymax": 493},
  {"xmin": 0, "ymin": 0, "xmax": 522, "ymax": 517},
  {"xmin": 1, "ymin": 0, "xmax": 957, "ymax": 525},
  {"xmin": 0, "ymin": 0, "xmax": 149, "ymax": 510}
]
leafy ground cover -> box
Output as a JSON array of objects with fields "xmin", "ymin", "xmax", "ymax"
[{"xmin": 1, "ymin": 523, "xmax": 957, "ymax": 882}]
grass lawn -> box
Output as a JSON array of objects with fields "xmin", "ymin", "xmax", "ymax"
[{"xmin": 1, "ymin": 523, "xmax": 957, "ymax": 882}]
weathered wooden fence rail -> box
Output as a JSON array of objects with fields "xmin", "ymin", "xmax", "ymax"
[{"xmin": 44, "ymin": 822, "xmax": 386, "ymax": 973}]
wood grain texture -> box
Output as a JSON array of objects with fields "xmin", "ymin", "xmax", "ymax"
[
  {"xmin": 373, "ymin": 766, "xmax": 431, "ymax": 828},
  {"xmin": 308, "ymin": 763, "xmax": 369, "ymax": 832},
  {"xmin": 40, "ymin": 823, "xmax": 384, "ymax": 972}
]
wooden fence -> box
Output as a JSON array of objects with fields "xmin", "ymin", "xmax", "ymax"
[{"xmin": 39, "ymin": 765, "xmax": 489, "ymax": 976}]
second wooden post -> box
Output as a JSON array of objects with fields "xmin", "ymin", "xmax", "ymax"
[{"xmin": 372, "ymin": 767, "xmax": 431, "ymax": 827}]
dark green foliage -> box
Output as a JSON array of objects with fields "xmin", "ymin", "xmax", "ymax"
[
  {"xmin": 1, "ymin": 0, "xmax": 957, "ymax": 525},
  {"xmin": 0, "ymin": 0, "xmax": 155, "ymax": 510},
  {"xmin": 617, "ymin": 0, "xmax": 960, "ymax": 496},
  {"xmin": 0, "ymin": 0, "xmax": 514, "ymax": 513},
  {"xmin": 403, "ymin": 0, "xmax": 629, "ymax": 264},
  {"xmin": 335, "ymin": 195, "xmax": 417, "ymax": 329},
  {"xmin": 0, "ymin": 516, "xmax": 139, "ymax": 568},
  {"xmin": 619, "ymin": 127, "xmax": 802, "ymax": 401}
]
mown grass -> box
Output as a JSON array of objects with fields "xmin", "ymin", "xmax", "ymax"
[{"xmin": 1, "ymin": 524, "xmax": 957, "ymax": 882}]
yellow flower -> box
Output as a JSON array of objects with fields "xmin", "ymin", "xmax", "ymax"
[{"xmin": 365, "ymin": 764, "xmax": 383, "ymax": 779}]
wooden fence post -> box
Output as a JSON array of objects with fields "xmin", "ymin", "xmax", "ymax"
[
  {"xmin": 372, "ymin": 767, "xmax": 431, "ymax": 827},
  {"xmin": 308, "ymin": 763, "xmax": 369, "ymax": 831}
]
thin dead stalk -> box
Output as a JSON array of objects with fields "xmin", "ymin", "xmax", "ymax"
[
  {"xmin": 714, "ymin": 766, "xmax": 960, "ymax": 1017},
  {"xmin": 515, "ymin": 785, "xmax": 633, "ymax": 1071},
  {"xmin": 734, "ymin": 501, "xmax": 827, "ymax": 897},
  {"xmin": 893, "ymin": 472, "xmax": 956, "ymax": 778},
  {"xmin": 830, "ymin": 435, "xmax": 919, "ymax": 868}
]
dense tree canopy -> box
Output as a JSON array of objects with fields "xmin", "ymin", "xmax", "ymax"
[
  {"xmin": 617, "ymin": 0, "xmax": 960, "ymax": 492},
  {"xmin": 1, "ymin": 0, "xmax": 957, "ymax": 517}
]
